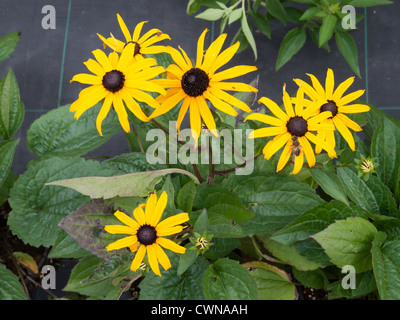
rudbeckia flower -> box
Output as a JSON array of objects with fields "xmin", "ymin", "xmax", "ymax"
[
  {"xmin": 104, "ymin": 191, "xmax": 189, "ymax": 277},
  {"xmin": 70, "ymin": 43, "xmax": 166, "ymax": 135},
  {"xmin": 97, "ymin": 14, "xmax": 171, "ymax": 62},
  {"xmin": 148, "ymin": 28, "xmax": 258, "ymax": 146},
  {"xmin": 293, "ymin": 68, "xmax": 370, "ymax": 153},
  {"xmin": 245, "ymin": 85, "xmax": 336, "ymax": 174}
]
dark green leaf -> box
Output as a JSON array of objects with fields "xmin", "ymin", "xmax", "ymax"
[
  {"xmin": 266, "ymin": 0, "xmax": 287, "ymax": 24},
  {"xmin": 275, "ymin": 27, "xmax": 307, "ymax": 71},
  {"xmin": 251, "ymin": 12, "xmax": 271, "ymax": 39},
  {"xmin": 139, "ymin": 252, "xmax": 209, "ymax": 300},
  {"xmin": 0, "ymin": 139, "xmax": 18, "ymax": 188},
  {"xmin": 0, "ymin": 68, "xmax": 24, "ymax": 140},
  {"xmin": 27, "ymin": 103, "xmax": 121, "ymax": 158},
  {"xmin": 0, "ymin": 31, "xmax": 20, "ymax": 63},
  {"xmin": 241, "ymin": 12, "xmax": 257, "ymax": 60},
  {"xmin": 319, "ymin": 15, "xmax": 337, "ymax": 47},
  {"xmin": 349, "ymin": 0, "xmax": 393, "ymax": 6},
  {"xmin": 177, "ymin": 180, "xmax": 196, "ymax": 214},
  {"xmin": 0, "ymin": 263, "xmax": 27, "ymax": 300},
  {"xmin": 203, "ymin": 258, "xmax": 258, "ymax": 299},
  {"xmin": 335, "ymin": 30, "xmax": 361, "ymax": 77}
]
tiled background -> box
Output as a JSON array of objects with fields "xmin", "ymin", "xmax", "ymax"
[{"xmin": 0, "ymin": 0, "xmax": 398, "ymax": 175}]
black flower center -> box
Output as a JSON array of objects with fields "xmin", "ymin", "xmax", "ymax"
[
  {"xmin": 137, "ymin": 225, "xmax": 157, "ymax": 246},
  {"xmin": 320, "ymin": 100, "xmax": 338, "ymax": 118},
  {"xmin": 181, "ymin": 68, "xmax": 210, "ymax": 97},
  {"xmin": 102, "ymin": 70, "xmax": 125, "ymax": 93},
  {"xmin": 124, "ymin": 41, "xmax": 141, "ymax": 56},
  {"xmin": 286, "ymin": 116, "xmax": 308, "ymax": 137}
]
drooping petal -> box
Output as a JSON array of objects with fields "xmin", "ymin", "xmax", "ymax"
[
  {"xmin": 177, "ymin": 97, "xmax": 190, "ymax": 133},
  {"xmin": 336, "ymin": 113, "xmax": 362, "ymax": 131},
  {"xmin": 305, "ymin": 131, "xmax": 336, "ymax": 158},
  {"xmin": 149, "ymin": 88, "xmax": 186, "ymax": 119},
  {"xmin": 96, "ymin": 94, "xmax": 113, "ymax": 136},
  {"xmin": 153, "ymin": 243, "xmax": 171, "ymax": 271},
  {"xmin": 333, "ymin": 116, "xmax": 356, "ymax": 151},
  {"xmin": 146, "ymin": 244, "xmax": 161, "ymax": 276},
  {"xmin": 198, "ymin": 97, "xmax": 218, "ymax": 136},
  {"xmin": 130, "ymin": 244, "xmax": 147, "ymax": 271},
  {"xmin": 113, "ymin": 93, "xmax": 130, "ymax": 133},
  {"xmin": 292, "ymin": 150, "xmax": 304, "ymax": 175},
  {"xmin": 203, "ymin": 90, "xmax": 238, "ymax": 117},
  {"xmin": 264, "ymin": 132, "xmax": 291, "ymax": 160},
  {"xmin": 157, "ymin": 237, "xmax": 186, "ymax": 254},
  {"xmin": 276, "ymin": 141, "xmax": 292, "ymax": 172},
  {"xmin": 299, "ymin": 136, "xmax": 316, "ymax": 167}
]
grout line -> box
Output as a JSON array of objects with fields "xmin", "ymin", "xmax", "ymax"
[
  {"xmin": 57, "ymin": 0, "xmax": 72, "ymax": 109},
  {"xmin": 364, "ymin": 7, "xmax": 369, "ymax": 104}
]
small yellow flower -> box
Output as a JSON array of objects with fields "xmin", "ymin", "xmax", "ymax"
[
  {"xmin": 97, "ymin": 14, "xmax": 171, "ymax": 62},
  {"xmin": 293, "ymin": 68, "xmax": 370, "ymax": 152},
  {"xmin": 148, "ymin": 28, "xmax": 258, "ymax": 146},
  {"xmin": 104, "ymin": 192, "xmax": 189, "ymax": 277},
  {"xmin": 245, "ymin": 85, "xmax": 336, "ymax": 174},
  {"xmin": 70, "ymin": 43, "xmax": 166, "ymax": 135}
]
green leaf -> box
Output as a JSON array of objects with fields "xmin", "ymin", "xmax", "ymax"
[
  {"xmin": 327, "ymin": 270, "xmax": 377, "ymax": 299},
  {"xmin": 203, "ymin": 237, "xmax": 240, "ymax": 260},
  {"xmin": 251, "ymin": 12, "xmax": 271, "ymax": 39},
  {"xmin": 0, "ymin": 68, "xmax": 24, "ymax": 140},
  {"xmin": 300, "ymin": 7, "xmax": 322, "ymax": 21},
  {"xmin": 195, "ymin": 8, "xmax": 225, "ymax": 21},
  {"xmin": 102, "ymin": 152, "xmax": 167, "ymax": 174},
  {"xmin": 292, "ymin": 268, "xmax": 329, "ymax": 290},
  {"xmin": 194, "ymin": 208, "xmax": 208, "ymax": 234},
  {"xmin": 177, "ymin": 180, "xmax": 196, "ymax": 214},
  {"xmin": 7, "ymin": 157, "xmax": 117, "ymax": 247},
  {"xmin": 335, "ymin": 30, "xmax": 361, "ymax": 78},
  {"xmin": 337, "ymin": 167, "xmax": 400, "ymax": 217},
  {"xmin": 228, "ymin": 8, "xmax": 242, "ymax": 24},
  {"xmin": 225, "ymin": 173, "xmax": 323, "ymax": 235},
  {"xmin": 203, "ymin": 258, "xmax": 258, "ymax": 300},
  {"xmin": 0, "ymin": 263, "xmax": 27, "ymax": 300},
  {"xmin": 27, "ymin": 104, "xmax": 121, "ymax": 158},
  {"xmin": 309, "ymin": 167, "xmax": 349, "ymax": 205},
  {"xmin": 0, "ymin": 138, "xmax": 19, "ymax": 188},
  {"xmin": 139, "ymin": 252, "xmax": 209, "ymax": 300},
  {"xmin": 64, "ymin": 255, "xmax": 121, "ymax": 299},
  {"xmin": 371, "ymin": 232, "xmax": 400, "ymax": 299},
  {"xmin": 264, "ymin": 238, "xmax": 322, "ymax": 271},
  {"xmin": 177, "ymin": 245, "xmax": 200, "ymax": 276},
  {"xmin": 0, "ymin": 168, "xmax": 14, "ymax": 207},
  {"xmin": 319, "ymin": 15, "xmax": 337, "ymax": 47},
  {"xmin": 244, "ymin": 261, "xmax": 297, "ymax": 300},
  {"xmin": 271, "ymin": 201, "xmax": 367, "ymax": 245},
  {"xmin": 370, "ymin": 116, "xmax": 400, "ymax": 201},
  {"xmin": 349, "ymin": 0, "xmax": 393, "ymax": 6},
  {"xmin": 313, "ymin": 217, "xmax": 378, "ymax": 273},
  {"xmin": 59, "ymin": 199, "xmax": 129, "ymax": 260},
  {"xmin": 46, "ymin": 168, "xmax": 200, "ymax": 200},
  {"xmin": 0, "ymin": 31, "xmax": 20, "ymax": 63},
  {"xmin": 241, "ymin": 13, "xmax": 257, "ymax": 60},
  {"xmin": 266, "ymin": 0, "xmax": 287, "ymax": 24},
  {"xmin": 275, "ymin": 27, "xmax": 307, "ymax": 71},
  {"xmin": 48, "ymin": 230, "xmax": 90, "ymax": 258}
]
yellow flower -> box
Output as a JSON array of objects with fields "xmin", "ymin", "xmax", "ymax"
[
  {"xmin": 245, "ymin": 86, "xmax": 336, "ymax": 174},
  {"xmin": 104, "ymin": 191, "xmax": 189, "ymax": 277},
  {"xmin": 293, "ymin": 68, "xmax": 370, "ymax": 152},
  {"xmin": 97, "ymin": 14, "xmax": 171, "ymax": 62},
  {"xmin": 148, "ymin": 28, "xmax": 258, "ymax": 146},
  {"xmin": 70, "ymin": 43, "xmax": 166, "ymax": 135}
]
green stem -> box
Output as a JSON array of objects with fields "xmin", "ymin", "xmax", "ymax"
[{"xmin": 207, "ymin": 138, "xmax": 215, "ymax": 185}]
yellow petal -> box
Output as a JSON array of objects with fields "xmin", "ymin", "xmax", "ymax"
[
  {"xmin": 244, "ymin": 113, "xmax": 285, "ymax": 127},
  {"xmin": 106, "ymin": 236, "xmax": 137, "ymax": 251},
  {"xmin": 104, "ymin": 225, "xmax": 136, "ymax": 235},
  {"xmin": 117, "ymin": 14, "xmax": 132, "ymax": 42},
  {"xmin": 202, "ymin": 33, "xmax": 227, "ymax": 72},
  {"xmin": 282, "ymin": 88, "xmax": 295, "ymax": 118},
  {"xmin": 113, "ymin": 93, "xmax": 130, "ymax": 133},
  {"xmin": 84, "ymin": 58, "xmax": 105, "ymax": 77},
  {"xmin": 305, "ymin": 131, "xmax": 336, "ymax": 158},
  {"xmin": 177, "ymin": 97, "xmax": 190, "ymax": 133},
  {"xmin": 92, "ymin": 49, "xmax": 113, "ymax": 73},
  {"xmin": 189, "ymin": 98, "xmax": 202, "ymax": 146},
  {"xmin": 133, "ymin": 206, "xmax": 146, "ymax": 226},
  {"xmin": 96, "ymin": 94, "xmax": 113, "ymax": 136},
  {"xmin": 153, "ymin": 243, "xmax": 171, "ymax": 271},
  {"xmin": 338, "ymin": 90, "xmax": 365, "ymax": 106},
  {"xmin": 291, "ymin": 150, "xmax": 304, "ymax": 175},
  {"xmin": 307, "ymin": 110, "xmax": 333, "ymax": 127},
  {"xmin": 156, "ymin": 226, "xmax": 184, "ymax": 237},
  {"xmin": 196, "ymin": 29, "xmax": 208, "ymax": 68},
  {"xmin": 258, "ymin": 97, "xmax": 289, "ymax": 122},
  {"xmin": 211, "ymin": 65, "xmax": 257, "ymax": 82},
  {"xmin": 248, "ymin": 126, "xmax": 287, "ymax": 139},
  {"xmin": 339, "ymin": 104, "xmax": 370, "ymax": 114},
  {"xmin": 211, "ymin": 81, "xmax": 257, "ymax": 92},
  {"xmin": 336, "ymin": 113, "xmax": 362, "ymax": 131},
  {"xmin": 210, "ymin": 87, "xmax": 251, "ymax": 113},
  {"xmin": 146, "ymin": 244, "xmax": 161, "ymax": 276},
  {"xmin": 332, "ymin": 76, "xmax": 355, "ymax": 101},
  {"xmin": 294, "ymin": 87, "xmax": 305, "ymax": 116},
  {"xmin": 148, "ymin": 191, "xmax": 168, "ymax": 227},
  {"xmin": 71, "ymin": 73, "xmax": 101, "ymax": 85},
  {"xmin": 130, "ymin": 245, "xmax": 146, "ymax": 271},
  {"xmin": 264, "ymin": 132, "xmax": 291, "ymax": 160},
  {"xmin": 276, "ymin": 141, "xmax": 292, "ymax": 172},
  {"xmin": 157, "ymin": 237, "xmax": 186, "ymax": 254},
  {"xmin": 198, "ymin": 97, "xmax": 218, "ymax": 136},
  {"xmin": 118, "ymin": 43, "xmax": 135, "ymax": 70},
  {"xmin": 299, "ymin": 136, "xmax": 315, "ymax": 167},
  {"xmin": 114, "ymin": 210, "xmax": 140, "ymax": 230},
  {"xmin": 120, "ymin": 90, "xmax": 150, "ymax": 122},
  {"xmin": 325, "ymin": 68, "xmax": 335, "ymax": 100},
  {"xmin": 293, "ymin": 78, "xmax": 320, "ymax": 101},
  {"xmin": 333, "ymin": 117, "xmax": 356, "ymax": 150},
  {"xmin": 306, "ymin": 73, "xmax": 326, "ymax": 99},
  {"xmin": 149, "ymin": 89, "xmax": 186, "ymax": 119},
  {"xmin": 156, "ymin": 212, "xmax": 189, "ymax": 230},
  {"xmin": 207, "ymin": 42, "xmax": 241, "ymax": 76},
  {"xmin": 145, "ymin": 193, "xmax": 158, "ymax": 224},
  {"xmin": 203, "ymin": 91, "xmax": 238, "ymax": 117}
]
